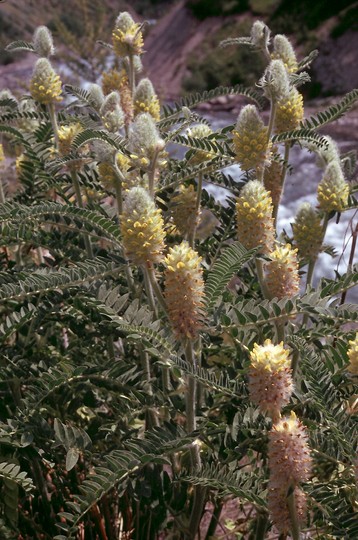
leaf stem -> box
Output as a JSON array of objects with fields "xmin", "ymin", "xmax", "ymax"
[{"xmin": 70, "ymin": 169, "xmax": 93, "ymax": 258}]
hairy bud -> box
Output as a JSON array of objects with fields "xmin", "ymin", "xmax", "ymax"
[
  {"xmin": 251, "ymin": 20, "xmax": 270, "ymax": 49},
  {"xmin": 292, "ymin": 203, "xmax": 324, "ymax": 262},
  {"xmin": 33, "ymin": 26, "xmax": 55, "ymax": 58},
  {"xmin": 170, "ymin": 184, "xmax": 200, "ymax": 238},
  {"xmin": 128, "ymin": 113, "xmax": 165, "ymax": 168},
  {"xmin": 249, "ymin": 339, "xmax": 293, "ymax": 421},
  {"xmin": 317, "ymin": 161, "xmax": 349, "ymax": 212},
  {"xmin": 30, "ymin": 58, "xmax": 62, "ymax": 104},
  {"xmin": 112, "ymin": 12, "xmax": 144, "ymax": 57},
  {"xmin": 260, "ymin": 59, "xmax": 290, "ymax": 102},
  {"xmin": 134, "ymin": 78, "xmax": 160, "ymax": 121},
  {"xmin": 271, "ymin": 34, "xmax": 298, "ymax": 73},
  {"xmin": 188, "ymin": 123, "xmax": 214, "ymax": 164},
  {"xmin": 233, "ymin": 105, "xmax": 270, "ymax": 171},
  {"xmin": 164, "ymin": 241, "xmax": 205, "ymax": 340},
  {"xmin": 265, "ymin": 244, "xmax": 300, "ymax": 299},
  {"xmin": 121, "ymin": 187, "xmax": 165, "ymax": 266},
  {"xmin": 275, "ymin": 87, "xmax": 304, "ymax": 133},
  {"xmin": 88, "ymin": 84, "xmax": 105, "ymax": 111},
  {"xmin": 100, "ymin": 91, "xmax": 124, "ymax": 132},
  {"xmin": 236, "ymin": 180, "xmax": 275, "ymax": 254}
]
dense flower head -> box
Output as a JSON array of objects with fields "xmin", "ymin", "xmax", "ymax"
[
  {"xmin": 164, "ymin": 241, "xmax": 205, "ymax": 340},
  {"xmin": 33, "ymin": 25, "xmax": 55, "ymax": 57},
  {"xmin": 170, "ymin": 184, "xmax": 200, "ymax": 238},
  {"xmin": 236, "ymin": 180, "xmax": 275, "ymax": 254},
  {"xmin": 112, "ymin": 12, "xmax": 144, "ymax": 57},
  {"xmin": 30, "ymin": 58, "xmax": 62, "ymax": 104},
  {"xmin": 265, "ymin": 243, "xmax": 300, "ymax": 299},
  {"xmin": 260, "ymin": 59, "xmax": 290, "ymax": 102},
  {"xmin": 134, "ymin": 78, "xmax": 160, "ymax": 121},
  {"xmin": 58, "ymin": 123, "xmax": 83, "ymax": 156},
  {"xmin": 268, "ymin": 484, "xmax": 308, "ymax": 535},
  {"xmin": 102, "ymin": 68, "xmax": 129, "ymax": 95},
  {"xmin": 347, "ymin": 333, "xmax": 358, "ymax": 375},
  {"xmin": 128, "ymin": 113, "xmax": 165, "ymax": 168},
  {"xmin": 251, "ymin": 20, "xmax": 270, "ymax": 49},
  {"xmin": 100, "ymin": 91, "xmax": 125, "ymax": 132},
  {"xmin": 275, "ymin": 87, "xmax": 304, "ymax": 133},
  {"xmin": 249, "ymin": 339, "xmax": 293, "ymax": 420},
  {"xmin": 99, "ymin": 153, "xmax": 139, "ymax": 192},
  {"xmin": 317, "ymin": 161, "xmax": 349, "ymax": 212},
  {"xmin": 271, "ymin": 34, "xmax": 298, "ymax": 73},
  {"xmin": 121, "ymin": 187, "xmax": 165, "ymax": 266},
  {"xmin": 263, "ymin": 151, "xmax": 283, "ymax": 210},
  {"xmin": 292, "ymin": 202, "xmax": 324, "ymax": 262},
  {"xmin": 232, "ymin": 105, "xmax": 270, "ymax": 171},
  {"xmin": 187, "ymin": 123, "xmax": 214, "ymax": 164},
  {"xmin": 269, "ymin": 411, "xmax": 312, "ymax": 485}
]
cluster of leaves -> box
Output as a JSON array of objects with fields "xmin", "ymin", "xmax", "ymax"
[{"xmin": 0, "ymin": 11, "xmax": 357, "ymax": 540}]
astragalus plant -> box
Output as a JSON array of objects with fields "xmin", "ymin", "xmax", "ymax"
[{"xmin": 0, "ymin": 13, "xmax": 357, "ymax": 540}]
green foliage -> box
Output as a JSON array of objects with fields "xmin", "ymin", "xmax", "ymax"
[{"xmin": 0, "ymin": 11, "xmax": 357, "ymax": 540}]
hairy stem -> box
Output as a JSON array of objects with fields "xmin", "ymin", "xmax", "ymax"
[
  {"xmin": 188, "ymin": 171, "xmax": 203, "ymax": 248},
  {"xmin": 255, "ymin": 258, "xmax": 270, "ymax": 299},
  {"xmin": 70, "ymin": 169, "xmax": 93, "ymax": 257},
  {"xmin": 273, "ymin": 142, "xmax": 290, "ymax": 227},
  {"xmin": 47, "ymin": 102, "xmax": 59, "ymax": 150}
]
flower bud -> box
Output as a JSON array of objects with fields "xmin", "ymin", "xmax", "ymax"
[
  {"xmin": 30, "ymin": 58, "xmax": 62, "ymax": 104},
  {"xmin": 112, "ymin": 12, "xmax": 144, "ymax": 57},
  {"xmin": 248, "ymin": 339, "xmax": 293, "ymax": 420},
  {"xmin": 251, "ymin": 20, "xmax": 270, "ymax": 49},
  {"xmin": 170, "ymin": 184, "xmax": 200, "ymax": 238},
  {"xmin": 236, "ymin": 180, "xmax": 275, "ymax": 254},
  {"xmin": 232, "ymin": 105, "xmax": 270, "ymax": 171},
  {"xmin": 317, "ymin": 161, "xmax": 349, "ymax": 212},
  {"xmin": 134, "ymin": 78, "xmax": 160, "ymax": 121},
  {"xmin": 315, "ymin": 135, "xmax": 340, "ymax": 168},
  {"xmin": 269, "ymin": 412, "xmax": 312, "ymax": 485},
  {"xmin": 260, "ymin": 59, "xmax": 290, "ymax": 102},
  {"xmin": 100, "ymin": 91, "xmax": 124, "ymax": 132},
  {"xmin": 347, "ymin": 333, "xmax": 358, "ymax": 375},
  {"xmin": 275, "ymin": 87, "xmax": 304, "ymax": 133},
  {"xmin": 33, "ymin": 26, "xmax": 55, "ymax": 57},
  {"xmin": 271, "ymin": 34, "xmax": 298, "ymax": 73},
  {"xmin": 265, "ymin": 244, "xmax": 300, "ymax": 299},
  {"xmin": 88, "ymin": 84, "xmax": 105, "ymax": 111},
  {"xmin": 121, "ymin": 187, "xmax": 165, "ymax": 266},
  {"xmin": 292, "ymin": 203, "xmax": 324, "ymax": 262},
  {"xmin": 164, "ymin": 241, "xmax": 205, "ymax": 340},
  {"xmin": 187, "ymin": 123, "xmax": 214, "ymax": 164},
  {"xmin": 128, "ymin": 112, "xmax": 165, "ymax": 167},
  {"xmin": 102, "ymin": 68, "xmax": 128, "ymax": 95}
]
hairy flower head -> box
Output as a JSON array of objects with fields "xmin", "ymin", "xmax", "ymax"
[
  {"xmin": 292, "ymin": 203, "xmax": 324, "ymax": 262},
  {"xmin": 170, "ymin": 184, "xmax": 200, "ymax": 238},
  {"xmin": 263, "ymin": 151, "xmax": 283, "ymax": 209},
  {"xmin": 347, "ymin": 334, "xmax": 358, "ymax": 375},
  {"xmin": 128, "ymin": 113, "xmax": 165, "ymax": 169},
  {"xmin": 317, "ymin": 161, "xmax": 349, "ymax": 213},
  {"xmin": 275, "ymin": 87, "xmax": 304, "ymax": 133},
  {"xmin": 102, "ymin": 68, "xmax": 129, "ymax": 95},
  {"xmin": 30, "ymin": 58, "xmax": 62, "ymax": 104},
  {"xmin": 236, "ymin": 180, "xmax": 275, "ymax": 254},
  {"xmin": 33, "ymin": 25, "xmax": 55, "ymax": 57},
  {"xmin": 134, "ymin": 78, "xmax": 160, "ymax": 121},
  {"xmin": 58, "ymin": 123, "xmax": 83, "ymax": 156},
  {"xmin": 271, "ymin": 34, "xmax": 298, "ymax": 73},
  {"xmin": 268, "ymin": 484, "xmax": 308, "ymax": 535},
  {"xmin": 265, "ymin": 243, "xmax": 300, "ymax": 299},
  {"xmin": 100, "ymin": 91, "xmax": 125, "ymax": 132},
  {"xmin": 249, "ymin": 339, "xmax": 292, "ymax": 420},
  {"xmin": 233, "ymin": 105, "xmax": 270, "ymax": 171},
  {"xmin": 164, "ymin": 241, "xmax": 205, "ymax": 340},
  {"xmin": 112, "ymin": 12, "xmax": 144, "ymax": 57},
  {"xmin": 187, "ymin": 123, "xmax": 214, "ymax": 164},
  {"xmin": 121, "ymin": 187, "xmax": 165, "ymax": 266}
]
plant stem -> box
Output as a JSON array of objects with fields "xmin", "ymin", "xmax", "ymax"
[
  {"xmin": 47, "ymin": 102, "xmax": 59, "ymax": 150},
  {"xmin": 273, "ymin": 142, "xmax": 290, "ymax": 227},
  {"xmin": 254, "ymin": 513, "xmax": 269, "ymax": 540},
  {"xmin": 255, "ymin": 258, "xmax": 270, "ymax": 299},
  {"xmin": 287, "ymin": 487, "xmax": 301, "ymax": 540},
  {"xmin": 0, "ymin": 174, "xmax": 5, "ymax": 204},
  {"xmin": 142, "ymin": 265, "xmax": 158, "ymax": 318},
  {"xmin": 148, "ymin": 148, "xmax": 160, "ymax": 198},
  {"xmin": 340, "ymin": 221, "xmax": 358, "ymax": 304},
  {"xmin": 188, "ymin": 171, "xmax": 203, "ymax": 248},
  {"xmin": 267, "ymin": 101, "xmax": 277, "ymax": 143},
  {"xmin": 128, "ymin": 54, "xmax": 136, "ymax": 96},
  {"xmin": 70, "ymin": 170, "xmax": 93, "ymax": 258},
  {"xmin": 147, "ymin": 265, "xmax": 168, "ymax": 316}
]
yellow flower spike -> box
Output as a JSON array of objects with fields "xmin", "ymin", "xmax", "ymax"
[
  {"xmin": 317, "ymin": 161, "xmax": 349, "ymax": 213},
  {"xmin": 58, "ymin": 123, "xmax": 83, "ymax": 156},
  {"xmin": 248, "ymin": 339, "xmax": 293, "ymax": 420},
  {"xmin": 347, "ymin": 334, "xmax": 358, "ymax": 375},
  {"xmin": 275, "ymin": 87, "xmax": 304, "ymax": 133},
  {"xmin": 187, "ymin": 124, "xmax": 214, "ymax": 165},
  {"xmin": 164, "ymin": 241, "xmax": 205, "ymax": 340},
  {"xmin": 121, "ymin": 187, "xmax": 165, "ymax": 266},
  {"xmin": 232, "ymin": 105, "xmax": 270, "ymax": 171},
  {"xmin": 112, "ymin": 12, "xmax": 144, "ymax": 58},
  {"xmin": 236, "ymin": 180, "xmax": 275, "ymax": 255},
  {"xmin": 134, "ymin": 78, "xmax": 160, "ymax": 121},
  {"xmin": 271, "ymin": 34, "xmax": 298, "ymax": 73},
  {"xmin": 30, "ymin": 58, "xmax": 62, "ymax": 105},
  {"xmin": 292, "ymin": 203, "xmax": 324, "ymax": 262},
  {"xmin": 170, "ymin": 184, "xmax": 200, "ymax": 238},
  {"xmin": 265, "ymin": 243, "xmax": 300, "ymax": 299}
]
